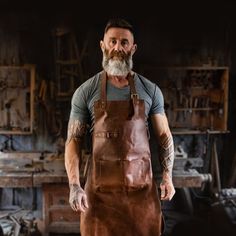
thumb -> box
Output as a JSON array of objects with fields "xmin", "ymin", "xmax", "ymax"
[{"xmin": 160, "ymin": 183, "xmax": 166, "ymax": 198}]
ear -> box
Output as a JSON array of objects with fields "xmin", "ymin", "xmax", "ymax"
[
  {"xmin": 131, "ymin": 44, "xmax": 137, "ymax": 55},
  {"xmin": 100, "ymin": 40, "xmax": 105, "ymax": 52}
]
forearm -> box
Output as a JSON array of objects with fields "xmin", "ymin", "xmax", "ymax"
[
  {"xmin": 159, "ymin": 131, "xmax": 174, "ymax": 179},
  {"xmin": 151, "ymin": 114, "xmax": 175, "ymax": 199},
  {"xmin": 65, "ymin": 141, "xmax": 81, "ymax": 185},
  {"xmin": 65, "ymin": 119, "xmax": 87, "ymax": 186}
]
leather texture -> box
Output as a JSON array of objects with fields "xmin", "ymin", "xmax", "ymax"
[{"xmin": 80, "ymin": 71, "xmax": 162, "ymax": 236}]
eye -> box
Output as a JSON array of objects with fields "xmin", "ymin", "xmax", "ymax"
[
  {"xmin": 110, "ymin": 39, "xmax": 117, "ymax": 45},
  {"xmin": 121, "ymin": 40, "xmax": 129, "ymax": 47}
]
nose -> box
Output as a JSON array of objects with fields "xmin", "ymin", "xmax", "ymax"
[{"xmin": 114, "ymin": 41, "xmax": 122, "ymax": 51}]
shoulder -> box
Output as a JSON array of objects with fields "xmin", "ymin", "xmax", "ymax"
[
  {"xmin": 135, "ymin": 72, "xmax": 163, "ymax": 96},
  {"xmin": 72, "ymin": 72, "xmax": 101, "ymax": 98},
  {"xmin": 135, "ymin": 73, "xmax": 158, "ymax": 88},
  {"xmin": 77, "ymin": 72, "xmax": 101, "ymax": 92}
]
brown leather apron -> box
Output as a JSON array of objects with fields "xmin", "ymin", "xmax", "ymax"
[{"xmin": 80, "ymin": 72, "xmax": 162, "ymax": 236}]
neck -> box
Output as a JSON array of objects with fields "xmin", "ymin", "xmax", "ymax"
[{"xmin": 107, "ymin": 75, "xmax": 129, "ymax": 88}]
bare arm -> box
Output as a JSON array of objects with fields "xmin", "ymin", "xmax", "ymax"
[
  {"xmin": 151, "ymin": 113, "xmax": 175, "ymax": 200},
  {"xmin": 65, "ymin": 119, "xmax": 88, "ymax": 212}
]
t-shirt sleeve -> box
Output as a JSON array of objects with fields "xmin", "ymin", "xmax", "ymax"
[
  {"xmin": 69, "ymin": 86, "xmax": 90, "ymax": 124},
  {"xmin": 150, "ymin": 85, "xmax": 165, "ymax": 115}
]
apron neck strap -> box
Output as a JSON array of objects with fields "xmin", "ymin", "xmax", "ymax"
[
  {"xmin": 101, "ymin": 71, "xmax": 107, "ymax": 109},
  {"xmin": 127, "ymin": 73, "xmax": 139, "ymax": 101}
]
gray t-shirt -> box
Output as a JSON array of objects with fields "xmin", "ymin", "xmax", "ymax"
[{"xmin": 70, "ymin": 71, "xmax": 164, "ymax": 129}]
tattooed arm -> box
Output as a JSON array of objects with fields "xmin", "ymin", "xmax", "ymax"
[
  {"xmin": 151, "ymin": 113, "xmax": 175, "ymax": 201},
  {"xmin": 65, "ymin": 119, "xmax": 89, "ymax": 212}
]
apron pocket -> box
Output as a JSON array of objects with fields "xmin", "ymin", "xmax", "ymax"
[
  {"xmin": 93, "ymin": 159, "xmax": 123, "ymax": 191},
  {"xmin": 124, "ymin": 157, "xmax": 152, "ymax": 188}
]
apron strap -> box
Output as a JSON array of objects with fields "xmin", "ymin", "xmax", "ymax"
[
  {"xmin": 127, "ymin": 73, "xmax": 139, "ymax": 104},
  {"xmin": 127, "ymin": 74, "xmax": 139, "ymax": 116},
  {"xmin": 101, "ymin": 71, "xmax": 107, "ymax": 109}
]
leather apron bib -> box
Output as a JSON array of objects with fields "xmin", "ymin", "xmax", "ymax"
[{"xmin": 80, "ymin": 72, "xmax": 162, "ymax": 236}]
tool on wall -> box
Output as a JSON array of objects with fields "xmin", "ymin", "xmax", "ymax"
[{"xmin": 4, "ymin": 98, "xmax": 16, "ymax": 130}]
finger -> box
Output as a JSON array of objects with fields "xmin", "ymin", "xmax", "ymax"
[
  {"xmin": 168, "ymin": 191, "xmax": 174, "ymax": 200},
  {"xmin": 161, "ymin": 190, "xmax": 166, "ymax": 199},
  {"xmin": 78, "ymin": 200, "xmax": 86, "ymax": 212},
  {"xmin": 80, "ymin": 195, "xmax": 89, "ymax": 212},
  {"xmin": 76, "ymin": 197, "xmax": 85, "ymax": 212},
  {"xmin": 169, "ymin": 189, "xmax": 176, "ymax": 200},
  {"xmin": 70, "ymin": 201, "xmax": 78, "ymax": 211},
  {"xmin": 164, "ymin": 192, "xmax": 172, "ymax": 201},
  {"xmin": 76, "ymin": 202, "xmax": 85, "ymax": 212},
  {"xmin": 162, "ymin": 194, "xmax": 169, "ymax": 201},
  {"xmin": 165, "ymin": 188, "xmax": 175, "ymax": 201},
  {"xmin": 79, "ymin": 194, "xmax": 89, "ymax": 212},
  {"xmin": 71, "ymin": 196, "xmax": 87, "ymax": 212},
  {"xmin": 160, "ymin": 185, "xmax": 167, "ymax": 199},
  {"xmin": 70, "ymin": 196, "xmax": 83, "ymax": 212},
  {"xmin": 82, "ymin": 195, "xmax": 89, "ymax": 209}
]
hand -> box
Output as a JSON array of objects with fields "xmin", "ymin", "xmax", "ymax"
[
  {"xmin": 69, "ymin": 184, "xmax": 89, "ymax": 212},
  {"xmin": 160, "ymin": 174, "xmax": 175, "ymax": 201}
]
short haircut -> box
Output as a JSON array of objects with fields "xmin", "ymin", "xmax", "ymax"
[{"xmin": 104, "ymin": 18, "xmax": 134, "ymax": 36}]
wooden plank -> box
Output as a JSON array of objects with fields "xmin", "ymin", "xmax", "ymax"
[
  {"xmin": 0, "ymin": 172, "xmax": 33, "ymax": 187},
  {"xmin": 33, "ymin": 172, "xmax": 68, "ymax": 186}
]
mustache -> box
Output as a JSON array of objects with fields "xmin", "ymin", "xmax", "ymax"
[{"xmin": 105, "ymin": 49, "xmax": 131, "ymax": 61}]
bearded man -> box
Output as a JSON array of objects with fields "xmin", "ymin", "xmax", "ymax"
[{"xmin": 65, "ymin": 18, "xmax": 175, "ymax": 236}]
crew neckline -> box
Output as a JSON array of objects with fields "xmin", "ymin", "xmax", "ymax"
[{"xmin": 107, "ymin": 73, "xmax": 136, "ymax": 90}]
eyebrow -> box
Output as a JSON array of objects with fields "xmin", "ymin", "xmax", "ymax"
[{"xmin": 108, "ymin": 37, "xmax": 129, "ymax": 42}]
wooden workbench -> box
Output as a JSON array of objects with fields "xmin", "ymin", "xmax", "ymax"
[
  {"xmin": 0, "ymin": 152, "xmax": 212, "ymax": 235},
  {"xmin": 0, "ymin": 169, "xmax": 211, "ymax": 188},
  {"xmin": 0, "ymin": 167, "xmax": 212, "ymax": 235},
  {"xmin": 0, "ymin": 151, "xmax": 212, "ymax": 188}
]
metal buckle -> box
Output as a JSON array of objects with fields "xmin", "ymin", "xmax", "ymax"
[
  {"xmin": 101, "ymin": 101, "xmax": 106, "ymax": 109},
  {"xmin": 131, "ymin": 93, "xmax": 139, "ymax": 99}
]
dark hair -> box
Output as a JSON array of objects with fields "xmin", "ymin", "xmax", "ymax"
[{"xmin": 104, "ymin": 18, "xmax": 134, "ymax": 36}]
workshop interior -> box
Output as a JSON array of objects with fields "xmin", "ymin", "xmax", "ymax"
[{"xmin": 0, "ymin": 0, "xmax": 236, "ymax": 235}]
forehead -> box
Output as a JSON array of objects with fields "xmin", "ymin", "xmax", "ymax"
[{"xmin": 104, "ymin": 27, "xmax": 134, "ymax": 43}]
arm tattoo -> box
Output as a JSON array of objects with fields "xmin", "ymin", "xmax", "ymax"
[
  {"xmin": 66, "ymin": 119, "xmax": 87, "ymax": 145},
  {"xmin": 159, "ymin": 134, "xmax": 174, "ymax": 177}
]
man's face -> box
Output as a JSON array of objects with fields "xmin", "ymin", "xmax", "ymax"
[{"xmin": 100, "ymin": 27, "xmax": 137, "ymax": 77}]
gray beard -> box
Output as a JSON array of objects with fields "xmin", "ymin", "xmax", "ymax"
[{"xmin": 102, "ymin": 54, "xmax": 133, "ymax": 77}]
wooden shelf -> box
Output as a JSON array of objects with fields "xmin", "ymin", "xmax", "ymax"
[
  {"xmin": 0, "ymin": 64, "xmax": 35, "ymax": 135},
  {"xmin": 141, "ymin": 66, "xmax": 229, "ymax": 131}
]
